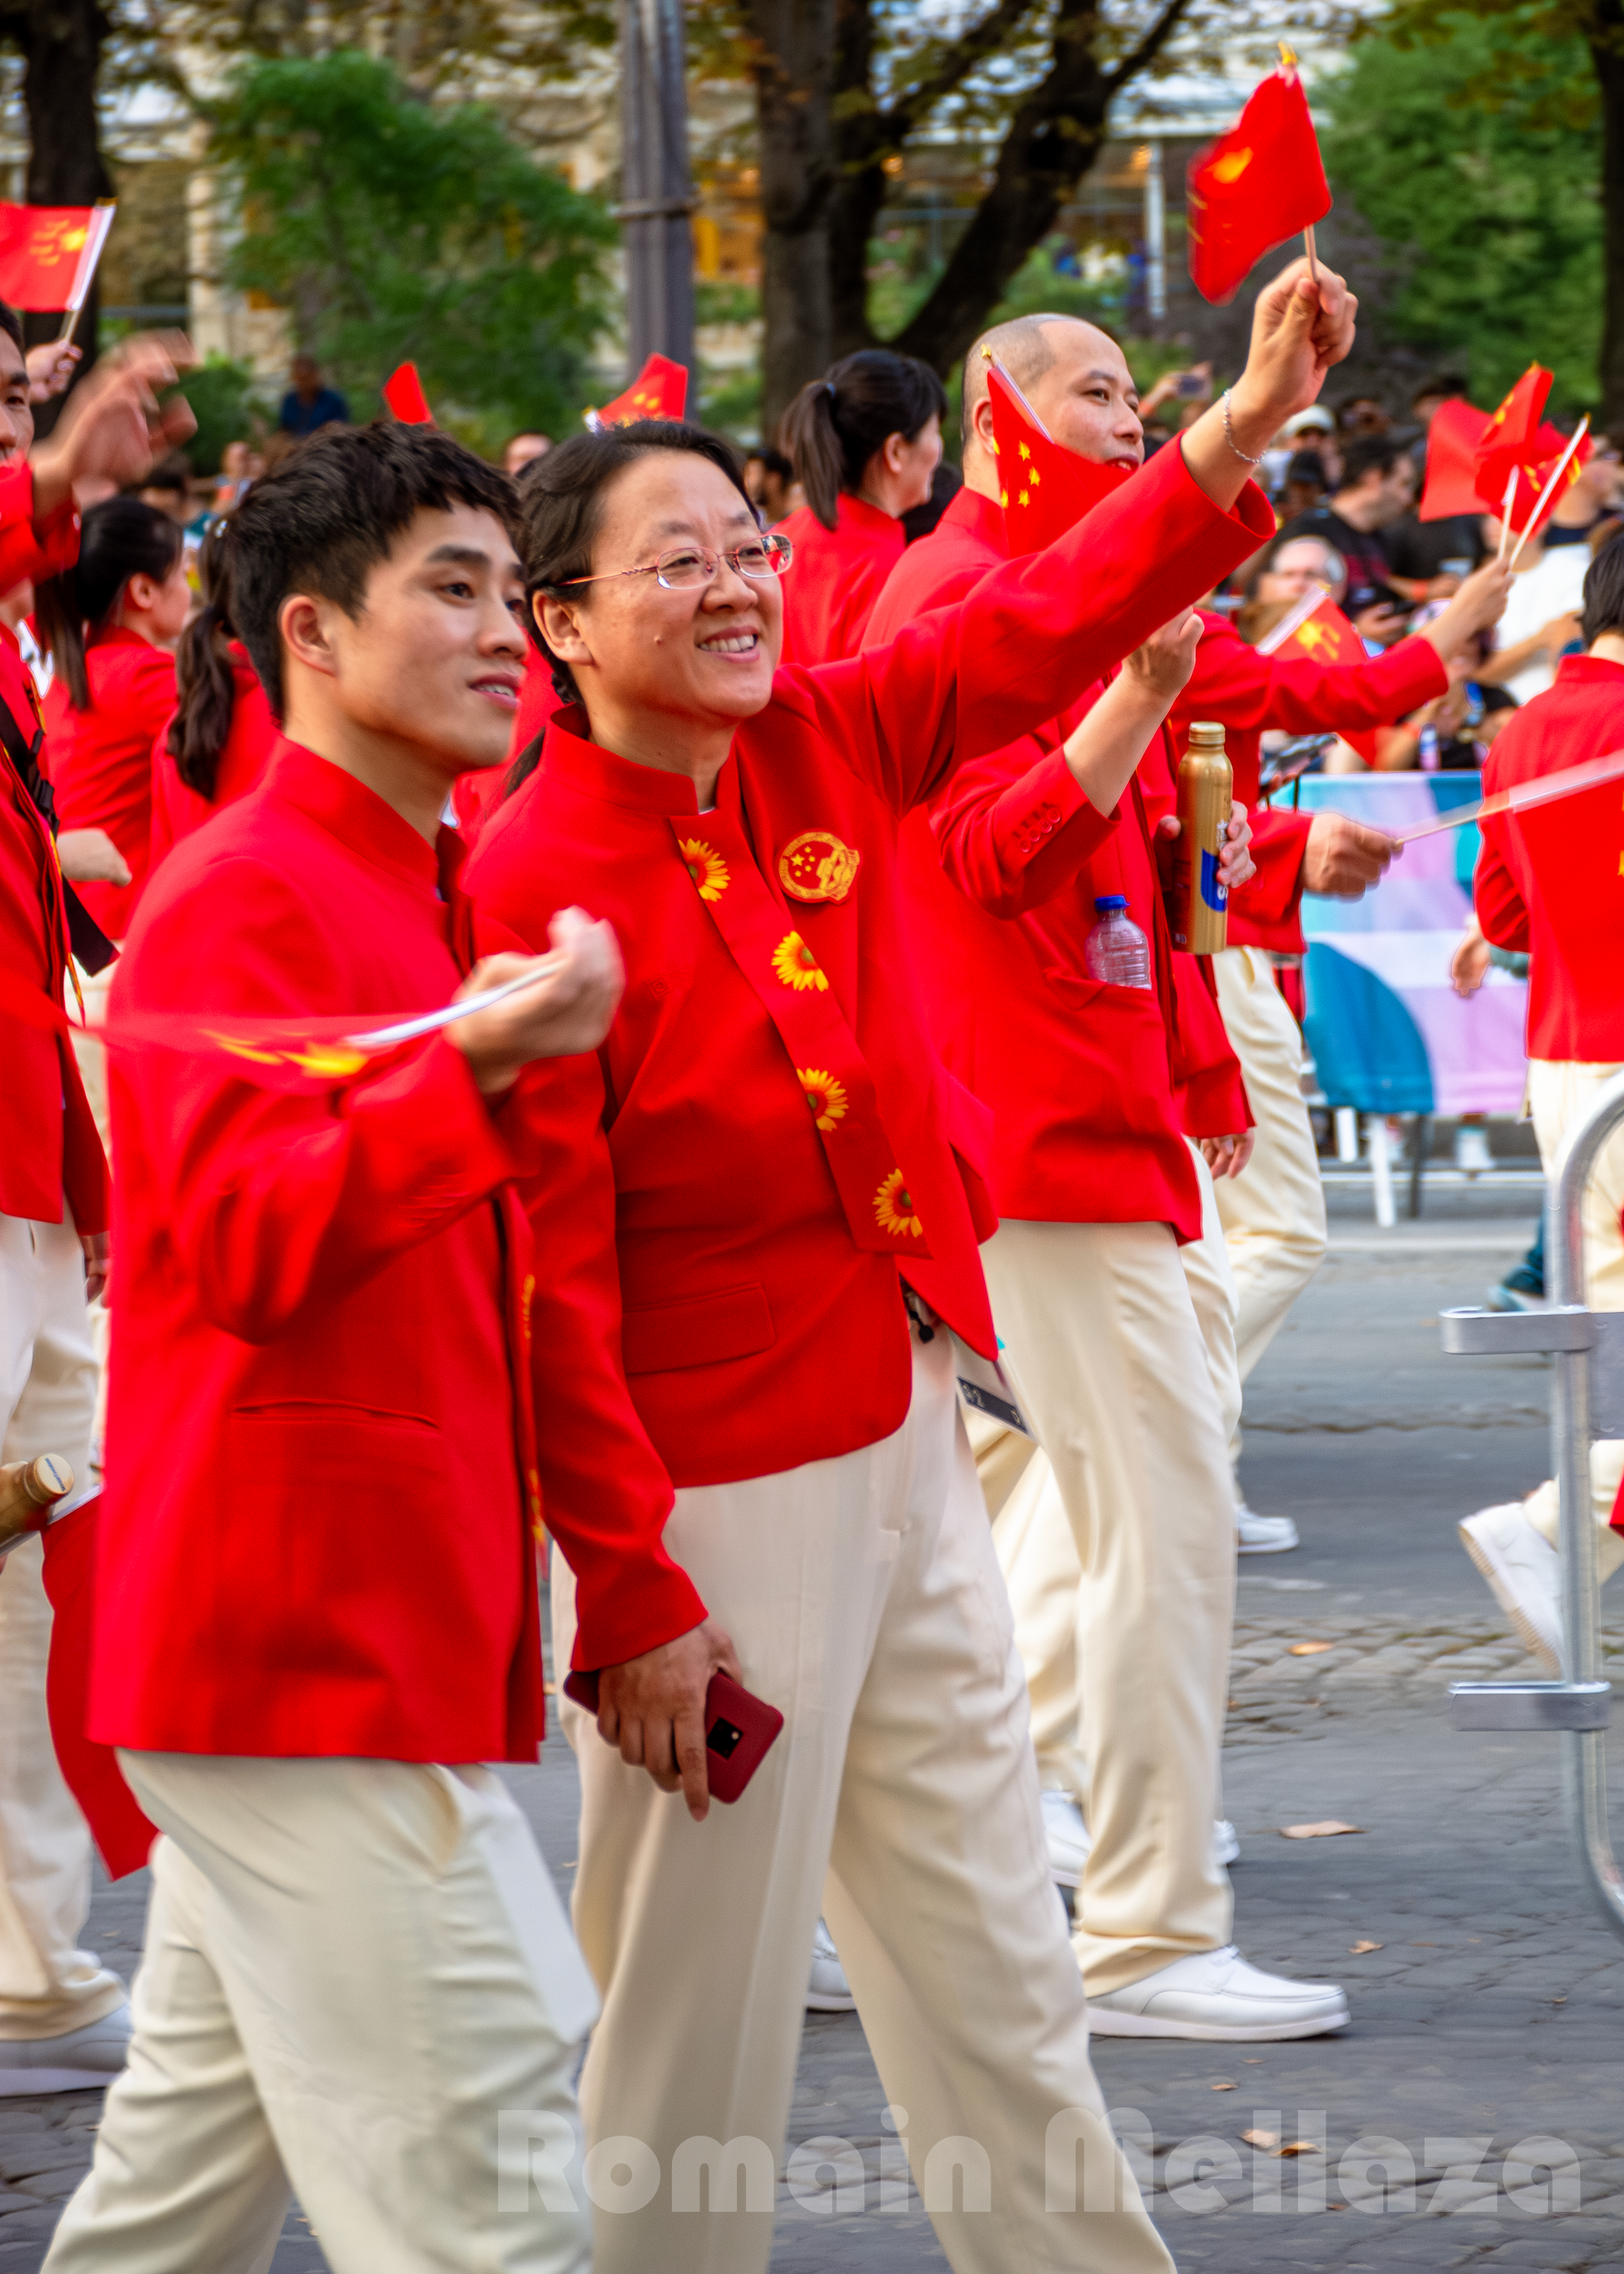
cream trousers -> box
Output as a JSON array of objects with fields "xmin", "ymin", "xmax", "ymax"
[
  {"xmin": 553, "ymin": 1329, "xmax": 1171, "ymax": 2274},
  {"xmin": 45, "ymin": 1752, "xmax": 600, "ymax": 2274},
  {"xmin": 0, "ymin": 1211, "xmax": 121, "ymax": 2042},
  {"xmin": 1522, "ymin": 1060, "xmax": 1624, "ymax": 1576},
  {"xmin": 979, "ymin": 1218, "xmax": 1235, "ymax": 1995}
]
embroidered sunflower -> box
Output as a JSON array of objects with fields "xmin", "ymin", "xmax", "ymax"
[
  {"xmin": 797, "ymin": 1067, "xmax": 848, "ymax": 1132},
  {"xmin": 873, "ymin": 1169, "xmax": 924, "ymax": 1239},
  {"xmin": 678, "ymin": 837, "xmax": 730, "ymax": 902},
  {"xmin": 772, "ymin": 930, "xmax": 828, "ymax": 992}
]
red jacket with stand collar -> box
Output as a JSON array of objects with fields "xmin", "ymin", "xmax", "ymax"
[
  {"xmin": 1474, "ymin": 654, "xmax": 1624, "ymax": 1063},
  {"xmin": 0, "ymin": 463, "xmax": 106, "ymax": 1231},
  {"xmin": 1165, "ymin": 610, "xmax": 1448, "ymax": 954},
  {"xmin": 148, "ymin": 643, "xmax": 279, "ymax": 867},
  {"xmin": 775, "ymin": 493, "xmax": 907, "ymax": 666},
  {"xmin": 866, "ymin": 469, "xmax": 1272, "ymax": 1240},
  {"xmin": 45, "ymin": 626, "xmax": 177, "ymax": 937},
  {"xmin": 468, "ymin": 437, "xmax": 1270, "ymax": 1497},
  {"xmin": 92, "ymin": 740, "xmax": 705, "ymax": 1757}
]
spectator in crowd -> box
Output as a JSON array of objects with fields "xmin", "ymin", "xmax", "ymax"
[
  {"xmin": 1274, "ymin": 432, "xmax": 1418, "ymax": 597},
  {"xmin": 503, "ymin": 431, "xmax": 552, "ymax": 477},
  {"xmin": 1541, "ymin": 428, "xmax": 1623, "ymax": 549},
  {"xmin": 1337, "ymin": 393, "xmax": 1391, "ymax": 437},
  {"xmin": 1281, "ymin": 403, "xmax": 1343, "ymax": 489},
  {"xmin": 211, "ymin": 438, "xmax": 260, "ymax": 513},
  {"xmin": 278, "ymin": 352, "xmax": 349, "ymax": 439},
  {"xmin": 742, "ymin": 443, "xmax": 798, "ymax": 525},
  {"xmin": 1278, "ymin": 447, "xmax": 1328, "ymax": 520},
  {"xmin": 132, "ymin": 452, "xmax": 192, "ymax": 525}
]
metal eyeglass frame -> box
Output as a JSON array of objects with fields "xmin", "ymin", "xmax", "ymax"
[{"xmin": 551, "ymin": 534, "xmax": 795, "ymax": 593}]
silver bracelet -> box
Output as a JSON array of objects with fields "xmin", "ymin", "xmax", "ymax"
[{"xmin": 1220, "ymin": 389, "xmax": 1267, "ymax": 467}]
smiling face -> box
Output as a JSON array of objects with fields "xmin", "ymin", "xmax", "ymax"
[
  {"xmin": 537, "ymin": 451, "xmax": 782, "ymax": 739},
  {"xmin": 1023, "ymin": 324, "xmax": 1144, "ymax": 467},
  {"xmin": 280, "ymin": 501, "xmax": 528, "ymax": 779}
]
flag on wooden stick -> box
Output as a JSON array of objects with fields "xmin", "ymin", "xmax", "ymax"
[
  {"xmin": 1186, "ymin": 58, "xmax": 1330, "ymax": 305},
  {"xmin": 0, "ymin": 200, "xmax": 114, "ymax": 313}
]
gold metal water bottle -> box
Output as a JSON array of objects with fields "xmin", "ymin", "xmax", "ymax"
[{"xmin": 1171, "ymin": 721, "xmax": 1232, "ymax": 954}]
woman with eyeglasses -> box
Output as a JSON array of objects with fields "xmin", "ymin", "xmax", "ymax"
[
  {"xmin": 463, "ymin": 257, "xmax": 1351, "ymax": 2274},
  {"xmin": 149, "ymin": 516, "xmax": 277, "ymax": 867},
  {"xmin": 774, "ymin": 349, "xmax": 946, "ymax": 663}
]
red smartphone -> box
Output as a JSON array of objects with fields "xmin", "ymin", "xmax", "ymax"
[{"xmin": 560, "ymin": 1668, "xmax": 784, "ymax": 1804}]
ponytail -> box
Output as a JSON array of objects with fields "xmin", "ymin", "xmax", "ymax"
[
  {"xmin": 778, "ymin": 350, "xmax": 948, "ymax": 531},
  {"xmin": 168, "ymin": 519, "xmax": 240, "ymax": 800},
  {"xmin": 37, "ymin": 495, "xmax": 184, "ymax": 713}
]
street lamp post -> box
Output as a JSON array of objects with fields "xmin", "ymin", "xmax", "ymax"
[{"xmin": 619, "ymin": 0, "xmax": 696, "ymax": 400}]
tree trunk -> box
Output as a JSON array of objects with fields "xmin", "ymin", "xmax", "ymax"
[
  {"xmin": 0, "ymin": 0, "xmax": 114, "ymax": 392},
  {"xmin": 749, "ymin": 0, "xmax": 835, "ymax": 436},
  {"xmin": 1592, "ymin": 2, "xmax": 1624, "ymax": 425}
]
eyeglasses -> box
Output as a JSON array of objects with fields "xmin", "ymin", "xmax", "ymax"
[{"xmin": 552, "ymin": 533, "xmax": 794, "ymax": 593}]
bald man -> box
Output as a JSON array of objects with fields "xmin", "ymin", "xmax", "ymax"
[{"xmin": 867, "ymin": 286, "xmax": 1351, "ymax": 2040}]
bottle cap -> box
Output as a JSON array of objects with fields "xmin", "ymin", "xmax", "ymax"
[
  {"xmin": 1093, "ymin": 893, "xmax": 1129, "ymax": 913},
  {"xmin": 1187, "ymin": 721, "xmax": 1226, "ymax": 747}
]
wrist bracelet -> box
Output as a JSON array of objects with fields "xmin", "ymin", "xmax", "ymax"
[{"xmin": 1220, "ymin": 389, "xmax": 1267, "ymax": 468}]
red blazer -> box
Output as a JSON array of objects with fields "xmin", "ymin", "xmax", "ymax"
[
  {"xmin": 776, "ymin": 493, "xmax": 906, "ymax": 666},
  {"xmin": 867, "ymin": 470, "xmax": 1271, "ymax": 1238},
  {"xmin": 46, "ymin": 628, "xmax": 177, "ymax": 937},
  {"xmin": 1166, "ymin": 611, "xmax": 1448, "ymax": 952},
  {"xmin": 468, "ymin": 441, "xmax": 1269, "ymax": 1492},
  {"xmin": 1475, "ymin": 655, "xmax": 1624, "ymax": 1062},
  {"xmin": 92, "ymin": 741, "xmax": 703, "ymax": 1758},
  {"xmin": 148, "ymin": 644, "xmax": 279, "ymax": 867}
]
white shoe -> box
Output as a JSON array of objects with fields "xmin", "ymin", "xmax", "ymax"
[
  {"xmin": 1087, "ymin": 1946, "xmax": 1349, "ymax": 2041},
  {"xmin": 807, "ymin": 1918, "xmax": 857, "ymax": 2012},
  {"xmin": 1454, "ymin": 1122, "xmax": 1494, "ymax": 1175},
  {"xmin": 1042, "ymin": 1790, "xmax": 1091, "ymax": 1889},
  {"xmin": 1214, "ymin": 1818, "xmax": 1240, "ymax": 1868},
  {"xmin": 0, "ymin": 2002, "xmax": 131, "ymax": 2095},
  {"xmin": 1237, "ymin": 1505, "xmax": 1299, "ymax": 1554},
  {"xmin": 1459, "ymin": 1501, "xmax": 1562, "ymax": 1672}
]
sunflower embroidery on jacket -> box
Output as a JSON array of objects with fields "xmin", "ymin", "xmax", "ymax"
[
  {"xmin": 678, "ymin": 837, "xmax": 730, "ymax": 902},
  {"xmin": 772, "ymin": 930, "xmax": 828, "ymax": 992},
  {"xmin": 796, "ymin": 1067, "xmax": 848, "ymax": 1132},
  {"xmin": 872, "ymin": 1169, "xmax": 924, "ymax": 1238}
]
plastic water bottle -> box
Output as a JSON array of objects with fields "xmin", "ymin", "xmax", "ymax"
[
  {"xmin": 1418, "ymin": 721, "xmax": 1440, "ymax": 774},
  {"xmin": 1083, "ymin": 894, "xmax": 1152, "ymax": 988}
]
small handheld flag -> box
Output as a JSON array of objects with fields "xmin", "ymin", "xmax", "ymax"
[
  {"xmin": 1257, "ymin": 591, "xmax": 1379, "ymax": 763},
  {"xmin": 1421, "ymin": 388, "xmax": 1591, "ymax": 537},
  {"xmin": 0, "ymin": 201, "xmax": 115, "ymax": 317},
  {"xmin": 586, "ymin": 352, "xmax": 688, "ymax": 431},
  {"xmin": 1187, "ymin": 55, "xmax": 1330, "ymax": 306},
  {"xmin": 382, "ymin": 362, "xmax": 433, "ymax": 424},
  {"xmin": 984, "ymin": 358, "xmax": 1131, "ymax": 555}
]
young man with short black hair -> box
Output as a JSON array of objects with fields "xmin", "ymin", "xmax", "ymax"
[
  {"xmin": 45, "ymin": 423, "xmax": 702, "ymax": 2274},
  {"xmin": 1274, "ymin": 432, "xmax": 1417, "ymax": 596}
]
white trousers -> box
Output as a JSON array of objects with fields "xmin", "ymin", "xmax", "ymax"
[
  {"xmin": 1211, "ymin": 947, "xmax": 1328, "ymax": 1469},
  {"xmin": 1523, "ymin": 1060, "xmax": 1624, "ymax": 1576},
  {"xmin": 978, "ymin": 1220, "xmax": 1234, "ymax": 1994},
  {"xmin": 554, "ymin": 1329, "xmax": 1171, "ymax": 2274},
  {"xmin": 45, "ymin": 1752, "xmax": 600, "ymax": 2274},
  {"xmin": 0, "ymin": 1211, "xmax": 121, "ymax": 2041}
]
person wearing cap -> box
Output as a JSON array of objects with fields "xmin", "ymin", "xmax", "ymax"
[{"xmin": 1281, "ymin": 403, "xmax": 1342, "ymax": 490}]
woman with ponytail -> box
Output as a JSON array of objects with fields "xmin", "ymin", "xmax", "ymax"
[
  {"xmin": 39, "ymin": 495, "xmax": 189, "ymax": 937},
  {"xmin": 150, "ymin": 517, "xmax": 276, "ymax": 865},
  {"xmin": 774, "ymin": 348, "xmax": 946, "ymax": 664}
]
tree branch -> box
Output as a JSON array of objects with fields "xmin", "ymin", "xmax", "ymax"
[{"xmin": 1102, "ymin": 0, "xmax": 1201, "ymax": 97}]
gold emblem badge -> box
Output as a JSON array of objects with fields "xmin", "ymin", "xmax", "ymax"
[{"xmin": 779, "ymin": 829, "xmax": 861, "ymax": 905}]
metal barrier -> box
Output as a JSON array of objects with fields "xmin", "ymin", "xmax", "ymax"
[{"xmin": 1439, "ymin": 1069, "xmax": 1624, "ymax": 1945}]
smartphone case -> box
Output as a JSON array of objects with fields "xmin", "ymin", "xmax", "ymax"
[{"xmin": 560, "ymin": 1668, "xmax": 784, "ymax": 1803}]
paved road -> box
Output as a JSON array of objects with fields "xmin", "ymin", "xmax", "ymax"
[{"xmin": 11, "ymin": 1175, "xmax": 1624, "ymax": 2270}]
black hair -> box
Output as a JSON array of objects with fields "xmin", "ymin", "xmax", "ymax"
[
  {"xmin": 778, "ymin": 350, "xmax": 947, "ymax": 532},
  {"xmin": 225, "ymin": 420, "xmax": 521, "ymax": 719},
  {"xmin": 1341, "ymin": 435, "xmax": 1409, "ymax": 490},
  {"xmin": 747, "ymin": 444, "xmax": 794, "ymax": 482},
  {"xmin": 1413, "ymin": 374, "xmax": 1467, "ymax": 406},
  {"xmin": 1284, "ymin": 449, "xmax": 1328, "ymax": 488},
  {"xmin": 35, "ymin": 496, "xmax": 183, "ymax": 711},
  {"xmin": 508, "ymin": 420, "xmax": 752, "ymax": 793},
  {"xmin": 138, "ymin": 450, "xmax": 193, "ymax": 499},
  {"xmin": 168, "ymin": 517, "xmax": 240, "ymax": 800},
  {"xmin": 1581, "ymin": 529, "xmax": 1624, "ymax": 645},
  {"xmin": 0, "ymin": 298, "xmax": 20, "ymax": 353}
]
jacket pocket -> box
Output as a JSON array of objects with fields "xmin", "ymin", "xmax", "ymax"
[{"xmin": 620, "ymin": 1283, "xmax": 775, "ymax": 1376}]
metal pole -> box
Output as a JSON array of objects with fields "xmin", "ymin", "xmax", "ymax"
[
  {"xmin": 1144, "ymin": 138, "xmax": 1165, "ymax": 330},
  {"xmin": 619, "ymin": 0, "xmax": 696, "ymax": 398},
  {"xmin": 1552, "ymin": 1072, "xmax": 1624, "ymax": 1939}
]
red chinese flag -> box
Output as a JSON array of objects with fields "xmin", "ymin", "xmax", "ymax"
[
  {"xmin": 587, "ymin": 352, "xmax": 688, "ymax": 429},
  {"xmin": 1420, "ymin": 397, "xmax": 1492, "ymax": 521},
  {"xmin": 987, "ymin": 363, "xmax": 1131, "ymax": 556},
  {"xmin": 382, "ymin": 362, "xmax": 433, "ymax": 424},
  {"xmin": 1273, "ymin": 596, "xmax": 1380, "ymax": 763},
  {"xmin": 1472, "ymin": 365, "xmax": 1551, "ymax": 505},
  {"xmin": 0, "ymin": 201, "xmax": 114, "ymax": 312},
  {"xmin": 1422, "ymin": 387, "xmax": 1591, "ymax": 531},
  {"xmin": 1510, "ymin": 429, "xmax": 1592, "ymax": 538},
  {"xmin": 1186, "ymin": 66, "xmax": 1331, "ymax": 306}
]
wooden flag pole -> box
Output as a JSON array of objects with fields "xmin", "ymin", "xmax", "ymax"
[
  {"xmin": 55, "ymin": 200, "xmax": 116, "ymax": 346},
  {"xmin": 1303, "ymin": 222, "xmax": 1319, "ymax": 284},
  {"xmin": 1495, "ymin": 468, "xmax": 1518, "ymax": 565},
  {"xmin": 1508, "ymin": 417, "xmax": 1590, "ymax": 569}
]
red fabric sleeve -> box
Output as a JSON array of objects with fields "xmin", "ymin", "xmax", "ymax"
[
  {"xmin": 1474, "ymin": 814, "xmax": 1532, "ymax": 953},
  {"xmin": 929, "ymin": 741, "xmax": 1121, "ymax": 917},
  {"xmin": 1240, "ymin": 806, "xmax": 1315, "ymax": 930},
  {"xmin": 0, "ymin": 463, "xmax": 78, "ymax": 593},
  {"xmin": 1191, "ymin": 619, "xmax": 1450, "ymax": 733}
]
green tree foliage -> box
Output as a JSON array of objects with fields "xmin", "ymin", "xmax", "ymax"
[
  {"xmin": 212, "ymin": 50, "xmax": 614, "ymax": 445},
  {"xmin": 174, "ymin": 355, "xmax": 262, "ymax": 475},
  {"xmin": 1319, "ymin": 9, "xmax": 1604, "ymax": 411}
]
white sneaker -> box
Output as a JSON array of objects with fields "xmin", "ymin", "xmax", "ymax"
[
  {"xmin": 0, "ymin": 2002, "xmax": 131, "ymax": 2095},
  {"xmin": 1237, "ymin": 1505, "xmax": 1299, "ymax": 1554},
  {"xmin": 1214, "ymin": 1818, "xmax": 1240, "ymax": 1868},
  {"xmin": 1087, "ymin": 1946, "xmax": 1349, "ymax": 2041},
  {"xmin": 807, "ymin": 1918, "xmax": 856, "ymax": 2012},
  {"xmin": 1042, "ymin": 1790, "xmax": 1091, "ymax": 1889},
  {"xmin": 1454, "ymin": 1122, "xmax": 1494, "ymax": 1175},
  {"xmin": 1459, "ymin": 1501, "xmax": 1562, "ymax": 1672}
]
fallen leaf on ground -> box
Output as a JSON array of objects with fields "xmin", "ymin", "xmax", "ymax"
[
  {"xmin": 1288, "ymin": 1640, "xmax": 1333, "ymax": 1656},
  {"xmin": 1349, "ymin": 1939, "xmax": 1383, "ymax": 1954},
  {"xmin": 1281, "ymin": 1820, "xmax": 1365, "ymax": 1839},
  {"xmin": 1209, "ymin": 2078, "xmax": 1237, "ymax": 2091},
  {"xmin": 1276, "ymin": 2141, "xmax": 1319, "ymax": 2158},
  {"xmin": 1552, "ymin": 1996, "xmax": 1567, "ymax": 2006},
  {"xmin": 1241, "ymin": 2128, "xmax": 1280, "ymax": 2148}
]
